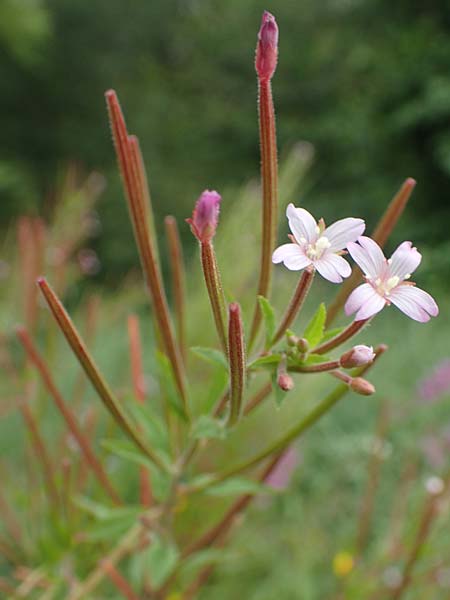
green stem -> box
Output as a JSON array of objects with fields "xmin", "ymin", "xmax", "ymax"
[{"xmin": 193, "ymin": 345, "xmax": 387, "ymax": 491}]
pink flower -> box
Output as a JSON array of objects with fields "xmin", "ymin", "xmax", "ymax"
[
  {"xmin": 255, "ymin": 11, "xmax": 279, "ymax": 82},
  {"xmin": 186, "ymin": 190, "xmax": 221, "ymax": 243},
  {"xmin": 340, "ymin": 345, "xmax": 375, "ymax": 368},
  {"xmin": 272, "ymin": 204, "xmax": 365, "ymax": 283},
  {"xmin": 345, "ymin": 237, "xmax": 439, "ymax": 322}
]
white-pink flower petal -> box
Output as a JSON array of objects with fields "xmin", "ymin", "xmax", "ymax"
[
  {"xmin": 389, "ymin": 241, "xmax": 422, "ymax": 280},
  {"xmin": 323, "ymin": 218, "xmax": 365, "ymax": 251},
  {"xmin": 314, "ymin": 254, "xmax": 351, "ymax": 283},
  {"xmin": 272, "ymin": 243, "xmax": 311, "ymax": 271},
  {"xmin": 345, "ymin": 282, "xmax": 386, "ymax": 320},
  {"xmin": 345, "ymin": 283, "xmax": 375, "ymax": 315},
  {"xmin": 389, "ymin": 285, "xmax": 439, "ymax": 322},
  {"xmin": 286, "ymin": 203, "xmax": 317, "ymax": 244},
  {"xmin": 347, "ymin": 236, "xmax": 386, "ymax": 279}
]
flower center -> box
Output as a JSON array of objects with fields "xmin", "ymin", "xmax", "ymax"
[
  {"xmin": 305, "ymin": 236, "xmax": 331, "ymax": 260},
  {"xmin": 373, "ymin": 275, "xmax": 400, "ymax": 297}
]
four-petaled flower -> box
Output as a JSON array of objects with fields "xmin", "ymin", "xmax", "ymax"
[
  {"xmin": 345, "ymin": 236, "xmax": 439, "ymax": 322},
  {"xmin": 272, "ymin": 204, "xmax": 365, "ymax": 283}
]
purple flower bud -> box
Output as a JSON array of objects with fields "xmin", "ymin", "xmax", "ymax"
[
  {"xmin": 186, "ymin": 190, "xmax": 221, "ymax": 243},
  {"xmin": 255, "ymin": 11, "xmax": 279, "ymax": 82},
  {"xmin": 340, "ymin": 345, "xmax": 375, "ymax": 369}
]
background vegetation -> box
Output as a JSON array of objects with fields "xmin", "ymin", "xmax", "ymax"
[
  {"xmin": 1, "ymin": 0, "xmax": 449, "ymax": 281},
  {"xmin": 1, "ymin": 1, "xmax": 449, "ymax": 598}
]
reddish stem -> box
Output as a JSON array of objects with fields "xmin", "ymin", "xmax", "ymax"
[{"xmin": 249, "ymin": 78, "xmax": 279, "ymax": 349}]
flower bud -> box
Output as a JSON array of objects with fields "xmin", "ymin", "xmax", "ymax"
[
  {"xmin": 255, "ymin": 11, "xmax": 278, "ymax": 82},
  {"xmin": 350, "ymin": 377, "xmax": 375, "ymax": 396},
  {"xmin": 277, "ymin": 372, "xmax": 294, "ymax": 392},
  {"xmin": 297, "ymin": 337, "xmax": 309, "ymax": 353},
  {"xmin": 340, "ymin": 345, "xmax": 375, "ymax": 369},
  {"xmin": 186, "ymin": 190, "xmax": 221, "ymax": 243}
]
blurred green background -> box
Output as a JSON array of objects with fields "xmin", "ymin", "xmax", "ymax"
[{"xmin": 1, "ymin": 0, "xmax": 449, "ymax": 283}]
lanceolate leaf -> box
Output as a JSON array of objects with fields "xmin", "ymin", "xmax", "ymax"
[
  {"xmin": 145, "ymin": 534, "xmax": 179, "ymax": 588},
  {"xmin": 190, "ymin": 346, "xmax": 228, "ymax": 370},
  {"xmin": 258, "ymin": 295, "xmax": 276, "ymax": 349},
  {"xmin": 303, "ymin": 303, "xmax": 327, "ymax": 348},
  {"xmin": 248, "ymin": 353, "xmax": 282, "ymax": 370},
  {"xmin": 191, "ymin": 415, "xmax": 227, "ymax": 440}
]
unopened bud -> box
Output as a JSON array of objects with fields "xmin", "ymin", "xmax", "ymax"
[
  {"xmin": 340, "ymin": 345, "xmax": 375, "ymax": 369},
  {"xmin": 277, "ymin": 372, "xmax": 294, "ymax": 391},
  {"xmin": 186, "ymin": 190, "xmax": 221, "ymax": 243},
  {"xmin": 255, "ymin": 11, "xmax": 278, "ymax": 82},
  {"xmin": 350, "ymin": 377, "xmax": 375, "ymax": 396},
  {"xmin": 286, "ymin": 333, "xmax": 299, "ymax": 346},
  {"xmin": 297, "ymin": 337, "xmax": 309, "ymax": 353}
]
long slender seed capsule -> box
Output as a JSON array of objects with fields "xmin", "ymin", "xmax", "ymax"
[
  {"xmin": 271, "ymin": 268, "xmax": 315, "ymax": 345},
  {"xmin": 227, "ymin": 303, "xmax": 246, "ymax": 427},
  {"xmin": 37, "ymin": 277, "xmax": 168, "ymax": 473},
  {"xmin": 17, "ymin": 326, "xmax": 122, "ymax": 505},
  {"xmin": 200, "ymin": 242, "xmax": 227, "ymax": 352},
  {"xmin": 249, "ymin": 11, "xmax": 279, "ymax": 350},
  {"xmin": 326, "ymin": 178, "xmax": 416, "ymax": 326},
  {"xmin": 105, "ymin": 90, "xmax": 188, "ymax": 413},
  {"xmin": 164, "ymin": 216, "xmax": 187, "ymax": 363}
]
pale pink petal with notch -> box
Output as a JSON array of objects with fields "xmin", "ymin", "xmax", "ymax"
[
  {"xmin": 347, "ymin": 237, "xmax": 385, "ymax": 279},
  {"xmin": 323, "ymin": 218, "xmax": 365, "ymax": 251},
  {"xmin": 389, "ymin": 241, "xmax": 422, "ymax": 280},
  {"xmin": 286, "ymin": 203, "xmax": 317, "ymax": 244},
  {"xmin": 355, "ymin": 292, "xmax": 386, "ymax": 320},
  {"xmin": 272, "ymin": 243, "xmax": 311, "ymax": 271},
  {"xmin": 389, "ymin": 285, "xmax": 439, "ymax": 322},
  {"xmin": 345, "ymin": 283, "xmax": 376, "ymax": 316},
  {"xmin": 315, "ymin": 254, "xmax": 349, "ymax": 283}
]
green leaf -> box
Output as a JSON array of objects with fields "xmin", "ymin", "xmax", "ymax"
[
  {"xmin": 190, "ymin": 346, "xmax": 228, "ymax": 370},
  {"xmin": 271, "ymin": 369, "xmax": 286, "ymax": 408},
  {"xmin": 258, "ymin": 296, "xmax": 276, "ymax": 349},
  {"xmin": 101, "ymin": 438, "xmax": 168, "ymax": 471},
  {"xmin": 179, "ymin": 549, "xmax": 224, "ymax": 579},
  {"xmin": 145, "ymin": 534, "xmax": 179, "ymax": 588},
  {"xmin": 73, "ymin": 496, "xmax": 141, "ymax": 522},
  {"xmin": 206, "ymin": 476, "xmax": 274, "ymax": 497},
  {"xmin": 321, "ymin": 326, "xmax": 345, "ymax": 343},
  {"xmin": 156, "ymin": 352, "xmax": 188, "ymax": 421},
  {"xmin": 303, "ymin": 303, "xmax": 327, "ymax": 348},
  {"xmin": 248, "ymin": 353, "xmax": 282, "ymax": 370},
  {"xmin": 298, "ymin": 353, "xmax": 330, "ymax": 366},
  {"xmin": 191, "ymin": 415, "xmax": 227, "ymax": 440},
  {"xmin": 85, "ymin": 515, "xmax": 136, "ymax": 542},
  {"xmin": 127, "ymin": 402, "xmax": 170, "ymax": 457}
]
